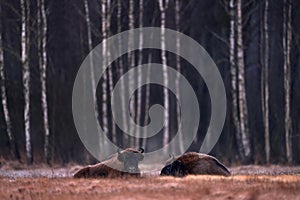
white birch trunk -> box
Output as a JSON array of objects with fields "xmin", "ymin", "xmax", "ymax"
[
  {"xmin": 105, "ymin": 0, "xmax": 117, "ymax": 143},
  {"xmin": 0, "ymin": 5, "xmax": 19, "ymax": 159},
  {"xmin": 101, "ymin": 0, "xmax": 108, "ymax": 153},
  {"xmin": 135, "ymin": 0, "xmax": 143, "ymax": 147},
  {"xmin": 21, "ymin": 0, "xmax": 32, "ymax": 164},
  {"xmin": 262, "ymin": 0, "xmax": 270, "ymax": 164},
  {"xmin": 159, "ymin": 0, "xmax": 169, "ymax": 154},
  {"xmin": 142, "ymin": 51, "xmax": 152, "ymax": 148},
  {"xmin": 128, "ymin": 0, "xmax": 135, "ymax": 146},
  {"xmin": 236, "ymin": 0, "xmax": 251, "ymax": 160},
  {"xmin": 117, "ymin": 0, "xmax": 129, "ymax": 146},
  {"xmin": 37, "ymin": 0, "xmax": 50, "ymax": 163},
  {"xmin": 175, "ymin": 0, "xmax": 184, "ymax": 153},
  {"xmin": 229, "ymin": 0, "xmax": 243, "ymax": 159},
  {"xmin": 83, "ymin": 0, "xmax": 104, "ymax": 158},
  {"xmin": 283, "ymin": 0, "xmax": 292, "ymax": 163}
]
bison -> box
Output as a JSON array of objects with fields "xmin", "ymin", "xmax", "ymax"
[
  {"xmin": 74, "ymin": 148, "xmax": 144, "ymax": 178},
  {"xmin": 160, "ymin": 152, "xmax": 231, "ymax": 177}
]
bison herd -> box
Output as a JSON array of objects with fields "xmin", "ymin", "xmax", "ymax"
[{"xmin": 74, "ymin": 148, "xmax": 231, "ymax": 178}]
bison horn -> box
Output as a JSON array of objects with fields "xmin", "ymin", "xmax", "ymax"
[{"xmin": 138, "ymin": 147, "xmax": 144, "ymax": 153}]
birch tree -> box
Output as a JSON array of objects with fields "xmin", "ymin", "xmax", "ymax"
[
  {"xmin": 21, "ymin": 0, "xmax": 32, "ymax": 164},
  {"xmin": 0, "ymin": 2, "xmax": 20, "ymax": 160},
  {"xmin": 229, "ymin": 0, "xmax": 251, "ymax": 162},
  {"xmin": 101, "ymin": 0, "xmax": 108, "ymax": 154},
  {"xmin": 128, "ymin": 0, "xmax": 135, "ymax": 146},
  {"xmin": 175, "ymin": 0, "xmax": 184, "ymax": 153},
  {"xmin": 236, "ymin": 0, "xmax": 251, "ymax": 161},
  {"xmin": 261, "ymin": 0, "xmax": 270, "ymax": 164},
  {"xmin": 229, "ymin": 0, "xmax": 243, "ymax": 160},
  {"xmin": 158, "ymin": 0, "xmax": 170, "ymax": 154},
  {"xmin": 37, "ymin": 0, "xmax": 50, "ymax": 163},
  {"xmin": 117, "ymin": 0, "xmax": 129, "ymax": 146},
  {"xmin": 83, "ymin": 0, "xmax": 104, "ymax": 159},
  {"xmin": 135, "ymin": 0, "xmax": 143, "ymax": 147},
  {"xmin": 105, "ymin": 0, "xmax": 117, "ymax": 143},
  {"xmin": 283, "ymin": 0, "xmax": 292, "ymax": 163}
]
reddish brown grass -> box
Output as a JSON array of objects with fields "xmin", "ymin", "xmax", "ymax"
[{"xmin": 0, "ymin": 175, "xmax": 299, "ymax": 200}]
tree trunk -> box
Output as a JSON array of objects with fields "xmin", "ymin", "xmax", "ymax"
[
  {"xmin": 117, "ymin": 0, "xmax": 129, "ymax": 147},
  {"xmin": 21, "ymin": 0, "xmax": 32, "ymax": 164},
  {"xmin": 159, "ymin": 0, "xmax": 169, "ymax": 154},
  {"xmin": 37, "ymin": 0, "xmax": 51, "ymax": 164},
  {"xmin": 105, "ymin": 0, "xmax": 117, "ymax": 143},
  {"xmin": 175, "ymin": 0, "xmax": 184, "ymax": 153},
  {"xmin": 128, "ymin": 0, "xmax": 135, "ymax": 147},
  {"xmin": 142, "ymin": 51, "xmax": 152, "ymax": 149},
  {"xmin": 236, "ymin": 0, "xmax": 251, "ymax": 162},
  {"xmin": 283, "ymin": 0, "xmax": 292, "ymax": 164},
  {"xmin": 0, "ymin": 2, "xmax": 20, "ymax": 160},
  {"xmin": 135, "ymin": 0, "xmax": 143, "ymax": 147},
  {"xmin": 229, "ymin": 0, "xmax": 242, "ymax": 160},
  {"xmin": 101, "ymin": 0, "xmax": 108, "ymax": 155},
  {"xmin": 261, "ymin": 0, "xmax": 270, "ymax": 164}
]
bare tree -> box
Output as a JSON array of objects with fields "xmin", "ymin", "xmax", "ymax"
[
  {"xmin": 128, "ymin": 0, "xmax": 135, "ymax": 147},
  {"xmin": 37, "ymin": 0, "xmax": 50, "ymax": 164},
  {"xmin": 0, "ymin": 2, "xmax": 20, "ymax": 160},
  {"xmin": 116, "ymin": 0, "xmax": 129, "ymax": 146},
  {"xmin": 283, "ymin": 0, "xmax": 292, "ymax": 163},
  {"xmin": 175, "ymin": 0, "xmax": 184, "ymax": 153},
  {"xmin": 101, "ymin": 0, "xmax": 109, "ymax": 155},
  {"xmin": 21, "ymin": 0, "xmax": 32, "ymax": 164},
  {"xmin": 236, "ymin": 0, "xmax": 251, "ymax": 161},
  {"xmin": 261, "ymin": 0, "xmax": 270, "ymax": 164},
  {"xmin": 142, "ymin": 51, "xmax": 152, "ymax": 149},
  {"xmin": 105, "ymin": 0, "xmax": 117, "ymax": 143},
  {"xmin": 158, "ymin": 0, "xmax": 170, "ymax": 154},
  {"xmin": 135, "ymin": 0, "xmax": 143, "ymax": 147},
  {"xmin": 229, "ymin": 0, "xmax": 251, "ymax": 162},
  {"xmin": 229, "ymin": 0, "xmax": 243, "ymax": 160}
]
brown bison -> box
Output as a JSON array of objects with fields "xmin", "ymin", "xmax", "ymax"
[
  {"xmin": 74, "ymin": 148, "xmax": 144, "ymax": 178},
  {"xmin": 160, "ymin": 152, "xmax": 230, "ymax": 177}
]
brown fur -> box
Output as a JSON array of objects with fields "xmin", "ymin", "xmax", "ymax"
[
  {"xmin": 74, "ymin": 148, "xmax": 143, "ymax": 178},
  {"xmin": 161, "ymin": 152, "xmax": 231, "ymax": 177}
]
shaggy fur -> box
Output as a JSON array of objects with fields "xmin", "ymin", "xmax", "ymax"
[
  {"xmin": 74, "ymin": 148, "xmax": 144, "ymax": 178},
  {"xmin": 160, "ymin": 152, "xmax": 231, "ymax": 177}
]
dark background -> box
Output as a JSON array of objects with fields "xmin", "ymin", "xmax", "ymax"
[{"xmin": 0, "ymin": 0, "xmax": 299, "ymax": 165}]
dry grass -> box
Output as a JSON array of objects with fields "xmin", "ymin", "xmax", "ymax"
[
  {"xmin": 0, "ymin": 175, "xmax": 299, "ymax": 200},
  {"xmin": 0, "ymin": 164, "xmax": 300, "ymax": 199}
]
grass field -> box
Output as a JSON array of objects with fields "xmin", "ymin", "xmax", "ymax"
[{"xmin": 0, "ymin": 164, "xmax": 300, "ymax": 199}]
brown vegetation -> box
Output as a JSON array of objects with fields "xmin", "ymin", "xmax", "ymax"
[{"xmin": 0, "ymin": 175, "xmax": 299, "ymax": 200}]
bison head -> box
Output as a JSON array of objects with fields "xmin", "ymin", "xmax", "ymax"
[
  {"xmin": 117, "ymin": 147, "xmax": 144, "ymax": 173},
  {"xmin": 160, "ymin": 160, "xmax": 185, "ymax": 177}
]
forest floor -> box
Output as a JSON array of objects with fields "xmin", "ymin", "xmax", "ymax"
[{"xmin": 0, "ymin": 164, "xmax": 300, "ymax": 200}]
